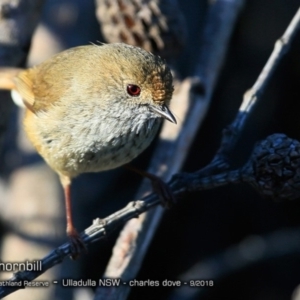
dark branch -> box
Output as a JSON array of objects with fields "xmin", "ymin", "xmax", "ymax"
[{"xmin": 209, "ymin": 6, "xmax": 300, "ymax": 168}]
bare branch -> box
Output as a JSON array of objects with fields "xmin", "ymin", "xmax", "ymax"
[
  {"xmin": 209, "ymin": 6, "xmax": 300, "ymax": 168},
  {"xmin": 0, "ymin": 132, "xmax": 299, "ymax": 298},
  {"xmin": 0, "ymin": 167, "xmax": 243, "ymax": 299}
]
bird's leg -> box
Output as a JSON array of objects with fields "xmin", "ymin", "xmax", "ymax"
[
  {"xmin": 60, "ymin": 175, "xmax": 86, "ymax": 259},
  {"xmin": 124, "ymin": 164, "xmax": 175, "ymax": 208}
]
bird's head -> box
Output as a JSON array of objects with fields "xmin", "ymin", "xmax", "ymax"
[{"xmin": 96, "ymin": 43, "xmax": 176, "ymax": 124}]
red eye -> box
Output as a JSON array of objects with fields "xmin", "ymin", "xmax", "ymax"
[{"xmin": 127, "ymin": 84, "xmax": 141, "ymax": 96}]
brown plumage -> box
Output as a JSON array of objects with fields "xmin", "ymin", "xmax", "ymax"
[{"xmin": 0, "ymin": 43, "xmax": 176, "ymax": 257}]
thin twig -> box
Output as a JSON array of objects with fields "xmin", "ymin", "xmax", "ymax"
[
  {"xmin": 209, "ymin": 6, "xmax": 300, "ymax": 167},
  {"xmin": 0, "ymin": 167, "xmax": 247, "ymax": 299},
  {"xmin": 0, "ymin": 132, "xmax": 297, "ymax": 298}
]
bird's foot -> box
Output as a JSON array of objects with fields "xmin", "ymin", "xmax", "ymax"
[
  {"xmin": 67, "ymin": 228, "xmax": 87, "ymax": 260},
  {"xmin": 124, "ymin": 164, "xmax": 176, "ymax": 208},
  {"xmin": 148, "ymin": 174, "xmax": 176, "ymax": 209}
]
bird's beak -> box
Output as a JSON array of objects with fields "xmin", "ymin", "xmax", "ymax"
[{"xmin": 149, "ymin": 104, "xmax": 177, "ymax": 124}]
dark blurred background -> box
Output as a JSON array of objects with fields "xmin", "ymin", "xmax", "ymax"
[{"xmin": 0, "ymin": 0, "xmax": 300, "ymax": 300}]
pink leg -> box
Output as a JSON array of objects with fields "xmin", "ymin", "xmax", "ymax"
[{"xmin": 62, "ymin": 178, "xmax": 86, "ymax": 259}]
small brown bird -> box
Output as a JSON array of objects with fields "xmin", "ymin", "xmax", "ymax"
[{"xmin": 0, "ymin": 43, "xmax": 176, "ymax": 255}]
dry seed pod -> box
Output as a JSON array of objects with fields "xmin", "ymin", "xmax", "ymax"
[
  {"xmin": 246, "ymin": 133, "xmax": 300, "ymax": 200},
  {"xmin": 95, "ymin": 0, "xmax": 187, "ymax": 59}
]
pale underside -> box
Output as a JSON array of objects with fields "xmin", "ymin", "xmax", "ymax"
[{"xmin": 24, "ymin": 100, "xmax": 161, "ymax": 179}]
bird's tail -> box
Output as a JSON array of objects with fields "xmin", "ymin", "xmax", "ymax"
[{"xmin": 0, "ymin": 67, "xmax": 23, "ymax": 90}]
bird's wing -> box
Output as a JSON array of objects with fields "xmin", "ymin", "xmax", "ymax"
[
  {"xmin": 1, "ymin": 46, "xmax": 93, "ymax": 113},
  {"xmin": 14, "ymin": 69, "xmax": 36, "ymax": 111},
  {"xmin": 0, "ymin": 67, "xmax": 36, "ymax": 112},
  {"xmin": 14, "ymin": 63, "xmax": 65, "ymax": 113}
]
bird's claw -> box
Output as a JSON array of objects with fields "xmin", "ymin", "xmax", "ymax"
[
  {"xmin": 67, "ymin": 229, "xmax": 87, "ymax": 260},
  {"xmin": 150, "ymin": 176, "xmax": 176, "ymax": 209}
]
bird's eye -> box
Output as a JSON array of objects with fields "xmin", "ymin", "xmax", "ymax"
[{"xmin": 127, "ymin": 84, "xmax": 141, "ymax": 96}]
